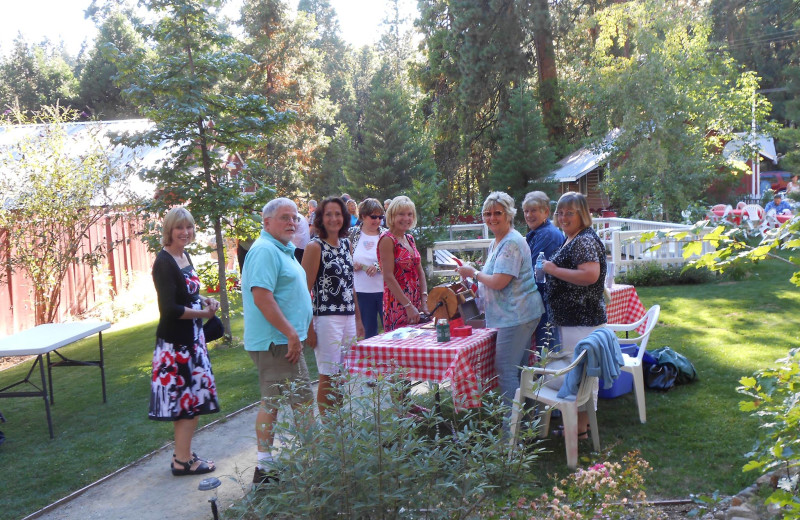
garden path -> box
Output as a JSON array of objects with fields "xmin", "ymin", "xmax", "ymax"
[{"xmin": 29, "ymin": 391, "xmax": 315, "ymax": 520}]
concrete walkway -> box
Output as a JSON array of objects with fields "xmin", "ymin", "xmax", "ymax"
[{"xmin": 26, "ymin": 396, "xmax": 309, "ymax": 520}]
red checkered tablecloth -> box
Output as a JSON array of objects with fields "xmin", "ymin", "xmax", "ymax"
[
  {"xmin": 345, "ymin": 327, "xmax": 498, "ymax": 411},
  {"xmin": 607, "ymin": 284, "xmax": 647, "ymax": 333}
]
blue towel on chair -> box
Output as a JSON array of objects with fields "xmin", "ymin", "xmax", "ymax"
[{"xmin": 557, "ymin": 328, "xmax": 624, "ymax": 399}]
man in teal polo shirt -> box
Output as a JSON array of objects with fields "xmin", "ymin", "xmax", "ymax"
[{"xmin": 242, "ymin": 197, "xmax": 313, "ymax": 486}]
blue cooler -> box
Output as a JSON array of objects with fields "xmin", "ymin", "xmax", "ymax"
[{"xmin": 598, "ymin": 344, "xmax": 637, "ymax": 399}]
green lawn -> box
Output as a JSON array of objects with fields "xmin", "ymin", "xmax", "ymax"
[{"xmin": 1, "ymin": 257, "xmax": 798, "ymax": 518}]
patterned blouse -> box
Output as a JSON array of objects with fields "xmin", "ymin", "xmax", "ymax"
[
  {"xmin": 481, "ymin": 229, "xmax": 544, "ymax": 328},
  {"xmin": 546, "ymin": 227, "xmax": 607, "ymax": 327},
  {"xmin": 310, "ymin": 237, "xmax": 356, "ymax": 316}
]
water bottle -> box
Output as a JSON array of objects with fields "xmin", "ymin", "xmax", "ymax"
[{"xmin": 534, "ymin": 252, "xmax": 545, "ymax": 283}]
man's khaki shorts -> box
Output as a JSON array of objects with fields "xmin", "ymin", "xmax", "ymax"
[{"xmin": 249, "ymin": 343, "xmax": 313, "ymax": 406}]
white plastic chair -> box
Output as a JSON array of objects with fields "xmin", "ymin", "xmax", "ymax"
[
  {"xmin": 509, "ymin": 350, "xmax": 600, "ymax": 468},
  {"xmin": 605, "ymin": 305, "xmax": 660, "ymax": 424},
  {"xmin": 742, "ymin": 204, "xmax": 764, "ymax": 235},
  {"xmin": 707, "ymin": 204, "xmax": 731, "ymax": 224}
]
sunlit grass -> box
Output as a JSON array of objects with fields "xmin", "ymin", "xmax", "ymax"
[{"xmin": 1, "ymin": 256, "xmax": 798, "ymax": 517}]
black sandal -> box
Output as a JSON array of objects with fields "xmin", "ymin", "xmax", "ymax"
[
  {"xmin": 171, "ymin": 456, "xmax": 215, "ymax": 476},
  {"xmin": 172, "ymin": 452, "xmax": 214, "ymax": 466}
]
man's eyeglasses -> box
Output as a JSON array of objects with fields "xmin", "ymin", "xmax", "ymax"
[
  {"xmin": 482, "ymin": 210, "xmax": 505, "ymax": 219},
  {"xmin": 274, "ymin": 215, "xmax": 301, "ymax": 223},
  {"xmin": 366, "ymin": 214, "xmax": 383, "ymax": 220},
  {"xmin": 554, "ymin": 211, "xmax": 577, "ymax": 218}
]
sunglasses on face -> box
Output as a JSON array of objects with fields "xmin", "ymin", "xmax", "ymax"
[
  {"xmin": 482, "ymin": 210, "xmax": 505, "ymax": 219},
  {"xmin": 365, "ymin": 214, "xmax": 382, "ymax": 220}
]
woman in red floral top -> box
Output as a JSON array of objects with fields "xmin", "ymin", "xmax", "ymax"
[{"xmin": 377, "ymin": 196, "xmax": 429, "ymax": 331}]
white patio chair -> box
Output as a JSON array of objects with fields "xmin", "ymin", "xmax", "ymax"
[
  {"xmin": 707, "ymin": 204, "xmax": 731, "ymax": 224},
  {"xmin": 742, "ymin": 204, "xmax": 764, "ymax": 235},
  {"xmin": 605, "ymin": 305, "xmax": 660, "ymax": 423},
  {"xmin": 509, "ymin": 350, "xmax": 600, "ymax": 468}
]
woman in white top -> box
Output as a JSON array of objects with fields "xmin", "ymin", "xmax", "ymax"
[{"xmin": 349, "ymin": 198, "xmax": 387, "ymax": 338}]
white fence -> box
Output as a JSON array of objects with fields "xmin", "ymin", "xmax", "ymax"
[
  {"xmin": 426, "ymin": 218, "xmax": 715, "ymax": 276},
  {"xmin": 592, "ymin": 218, "xmax": 716, "ymax": 272}
]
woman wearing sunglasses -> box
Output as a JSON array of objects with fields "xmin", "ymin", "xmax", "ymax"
[
  {"xmin": 349, "ymin": 198, "xmax": 387, "ymax": 338},
  {"xmin": 455, "ymin": 191, "xmax": 543, "ymax": 411},
  {"xmin": 541, "ymin": 191, "xmax": 607, "ymax": 436}
]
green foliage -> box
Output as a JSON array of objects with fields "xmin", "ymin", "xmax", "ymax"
[
  {"xmin": 737, "ymin": 348, "xmax": 800, "ymax": 519},
  {"xmin": 79, "ymin": 11, "xmax": 143, "ymax": 119},
  {"xmin": 566, "ymin": 0, "xmax": 766, "ymax": 221},
  {"xmin": 240, "ymin": 0, "xmax": 335, "ymax": 197},
  {"xmin": 111, "ymin": 0, "xmax": 292, "ymax": 342},
  {"xmin": 0, "ymin": 38, "xmax": 79, "ymax": 114},
  {"xmin": 490, "ymin": 86, "xmax": 556, "ymax": 202},
  {"xmin": 0, "ymin": 105, "xmax": 131, "ymax": 324},
  {"xmin": 232, "ymin": 374, "xmax": 543, "ymax": 519},
  {"xmin": 343, "ymin": 67, "xmax": 439, "ymax": 202},
  {"xmin": 616, "ymin": 262, "xmax": 716, "ymax": 287}
]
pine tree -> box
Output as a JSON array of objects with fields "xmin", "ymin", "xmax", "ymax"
[
  {"xmin": 344, "ymin": 67, "xmax": 437, "ymax": 203},
  {"xmin": 112, "ymin": 0, "xmax": 291, "ymax": 341},
  {"xmin": 490, "ymin": 87, "xmax": 555, "ymax": 202}
]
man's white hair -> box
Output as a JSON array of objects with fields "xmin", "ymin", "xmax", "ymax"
[{"xmin": 263, "ymin": 198, "xmax": 297, "ymax": 219}]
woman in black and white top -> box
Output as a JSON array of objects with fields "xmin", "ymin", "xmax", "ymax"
[
  {"xmin": 151, "ymin": 206, "xmax": 220, "ymax": 476},
  {"xmin": 302, "ymin": 197, "xmax": 364, "ymax": 416}
]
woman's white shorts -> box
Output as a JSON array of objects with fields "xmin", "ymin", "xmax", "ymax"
[{"xmin": 312, "ymin": 315, "xmax": 357, "ymax": 376}]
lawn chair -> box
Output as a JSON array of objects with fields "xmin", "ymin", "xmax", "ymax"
[
  {"xmin": 707, "ymin": 204, "xmax": 731, "ymax": 224},
  {"xmin": 509, "ymin": 350, "xmax": 600, "ymax": 468},
  {"xmin": 605, "ymin": 305, "xmax": 660, "ymax": 424},
  {"xmin": 742, "ymin": 204, "xmax": 764, "ymax": 236}
]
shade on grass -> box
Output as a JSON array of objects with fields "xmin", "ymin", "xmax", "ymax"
[{"xmin": 0, "ymin": 255, "xmax": 798, "ymax": 517}]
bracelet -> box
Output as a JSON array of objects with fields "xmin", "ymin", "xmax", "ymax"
[{"xmin": 403, "ymin": 301, "xmax": 413, "ymax": 308}]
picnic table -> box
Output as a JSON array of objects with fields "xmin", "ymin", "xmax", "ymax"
[
  {"xmin": 346, "ymin": 326, "xmax": 498, "ymax": 411},
  {"xmin": 0, "ymin": 320, "xmax": 110, "ymax": 438},
  {"xmin": 711, "ymin": 207, "xmax": 745, "ymax": 225},
  {"xmin": 607, "ymin": 284, "xmax": 647, "ymax": 333}
]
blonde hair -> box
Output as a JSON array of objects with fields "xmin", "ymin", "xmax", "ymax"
[
  {"xmin": 161, "ymin": 207, "xmax": 195, "ymax": 247},
  {"xmin": 385, "ymin": 196, "xmax": 417, "ymax": 229},
  {"xmin": 482, "ymin": 191, "xmax": 517, "ymax": 222}
]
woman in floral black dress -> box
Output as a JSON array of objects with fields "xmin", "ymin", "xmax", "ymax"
[{"xmin": 150, "ymin": 207, "xmax": 220, "ymax": 476}]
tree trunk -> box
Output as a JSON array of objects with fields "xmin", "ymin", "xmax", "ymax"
[{"xmin": 531, "ymin": 0, "xmax": 565, "ymax": 149}]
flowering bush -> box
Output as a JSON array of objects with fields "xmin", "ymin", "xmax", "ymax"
[{"xmin": 496, "ymin": 451, "xmax": 660, "ymax": 519}]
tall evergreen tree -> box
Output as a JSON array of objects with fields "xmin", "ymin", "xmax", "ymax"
[
  {"xmin": 0, "ymin": 38, "xmax": 79, "ymax": 114},
  {"xmin": 490, "ymin": 86, "xmax": 555, "ymax": 202},
  {"xmin": 79, "ymin": 11, "xmax": 143, "ymax": 119},
  {"xmin": 239, "ymin": 0, "xmax": 334, "ymax": 197},
  {"xmin": 344, "ymin": 66, "xmax": 437, "ymax": 203},
  {"xmin": 112, "ymin": 0, "xmax": 291, "ymax": 340}
]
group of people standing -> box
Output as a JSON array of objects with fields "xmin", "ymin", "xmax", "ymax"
[{"xmin": 147, "ymin": 188, "xmax": 607, "ymax": 483}]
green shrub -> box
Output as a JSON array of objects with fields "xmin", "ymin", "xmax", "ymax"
[
  {"xmin": 617, "ymin": 262, "xmax": 716, "ymax": 286},
  {"xmin": 230, "ymin": 375, "xmax": 543, "ymax": 519},
  {"xmin": 737, "ymin": 348, "xmax": 800, "ymax": 519}
]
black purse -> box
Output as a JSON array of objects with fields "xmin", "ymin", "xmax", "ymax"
[{"xmin": 203, "ymin": 316, "xmax": 225, "ymax": 343}]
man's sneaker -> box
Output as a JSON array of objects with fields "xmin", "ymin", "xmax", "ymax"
[{"xmin": 252, "ymin": 467, "xmax": 279, "ymax": 487}]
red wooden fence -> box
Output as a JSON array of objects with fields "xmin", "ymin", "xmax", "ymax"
[{"xmin": 0, "ymin": 211, "xmax": 154, "ymax": 338}]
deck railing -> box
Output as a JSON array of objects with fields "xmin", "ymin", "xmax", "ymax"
[{"xmin": 426, "ymin": 217, "xmax": 715, "ymax": 276}]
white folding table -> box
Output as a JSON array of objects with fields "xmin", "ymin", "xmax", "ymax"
[{"xmin": 0, "ymin": 320, "xmax": 111, "ymax": 438}]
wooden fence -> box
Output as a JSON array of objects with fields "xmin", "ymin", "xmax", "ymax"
[{"xmin": 0, "ymin": 211, "xmax": 154, "ymax": 338}]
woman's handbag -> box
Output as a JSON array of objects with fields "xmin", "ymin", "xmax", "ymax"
[{"xmin": 203, "ymin": 316, "xmax": 225, "ymax": 343}]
